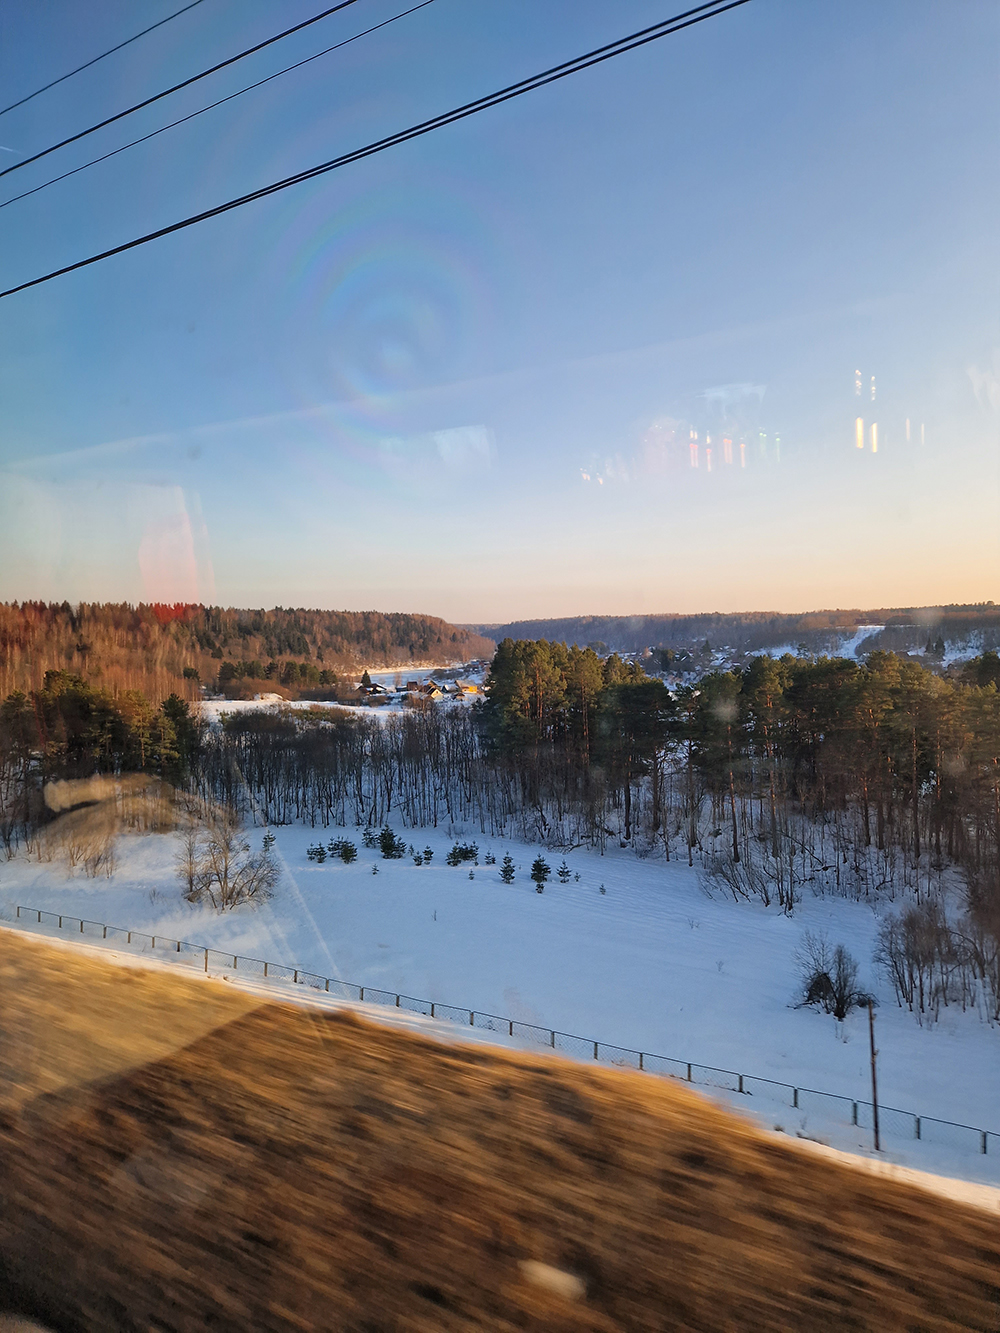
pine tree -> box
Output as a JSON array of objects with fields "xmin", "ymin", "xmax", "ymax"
[
  {"xmin": 557, "ymin": 859, "xmax": 571, "ymax": 883},
  {"xmin": 500, "ymin": 854, "xmax": 515, "ymax": 883},
  {"xmin": 531, "ymin": 855, "xmax": 550, "ymax": 892}
]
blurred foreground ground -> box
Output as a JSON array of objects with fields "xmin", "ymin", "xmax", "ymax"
[{"xmin": 0, "ymin": 931, "xmax": 998, "ymax": 1332}]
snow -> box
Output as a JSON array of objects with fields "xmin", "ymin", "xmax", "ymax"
[{"xmin": 1, "ymin": 821, "xmax": 997, "ymax": 1187}]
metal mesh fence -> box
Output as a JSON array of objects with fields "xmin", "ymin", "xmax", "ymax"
[
  {"xmin": 10, "ymin": 901, "xmax": 997, "ymax": 1164},
  {"xmin": 595, "ymin": 1041, "xmax": 642, "ymax": 1070},
  {"xmin": 433, "ymin": 1002, "xmax": 472, "ymax": 1025},
  {"xmin": 472, "ymin": 1011, "xmax": 511, "ymax": 1035}
]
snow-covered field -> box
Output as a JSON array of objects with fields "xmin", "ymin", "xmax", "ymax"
[{"xmin": 1, "ymin": 820, "xmax": 997, "ymax": 1184}]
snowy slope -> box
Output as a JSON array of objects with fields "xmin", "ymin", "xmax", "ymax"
[{"xmin": 2, "ymin": 819, "xmax": 997, "ymax": 1170}]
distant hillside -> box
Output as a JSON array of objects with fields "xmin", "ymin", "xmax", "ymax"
[
  {"xmin": 467, "ymin": 604, "xmax": 1000, "ymax": 660},
  {"xmin": 0, "ymin": 603, "xmax": 494, "ymax": 701}
]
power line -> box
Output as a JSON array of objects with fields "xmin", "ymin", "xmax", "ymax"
[
  {"xmin": 0, "ymin": 1, "xmax": 436, "ymax": 213},
  {"xmin": 0, "ymin": 0, "xmax": 364, "ymax": 181},
  {"xmin": 0, "ymin": 0, "xmax": 209, "ymax": 118},
  {"xmin": 0, "ymin": 0, "xmax": 750, "ymax": 302}
]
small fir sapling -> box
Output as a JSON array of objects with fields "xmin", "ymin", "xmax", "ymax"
[
  {"xmin": 361, "ymin": 827, "xmax": 379, "ymax": 850},
  {"xmin": 531, "ymin": 855, "xmax": 551, "ymax": 893},
  {"xmin": 484, "ymin": 851, "xmax": 496, "ymax": 865},
  {"xmin": 499, "ymin": 854, "xmax": 516, "ymax": 884},
  {"xmin": 379, "ymin": 826, "xmax": 407, "ymax": 859},
  {"xmin": 446, "ymin": 842, "xmax": 479, "ymax": 866},
  {"xmin": 557, "ymin": 860, "xmax": 571, "ymax": 883},
  {"xmin": 423, "ymin": 846, "xmax": 434, "ymax": 865}
]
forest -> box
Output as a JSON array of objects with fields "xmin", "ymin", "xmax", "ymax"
[
  {"xmin": 0, "ymin": 602, "xmax": 494, "ymax": 701},
  {"xmin": 473, "ymin": 603, "xmax": 1000, "ymax": 659},
  {"xmin": 1, "ymin": 639, "xmax": 998, "ymax": 1025}
]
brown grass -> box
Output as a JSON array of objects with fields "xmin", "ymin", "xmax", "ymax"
[{"xmin": 0, "ymin": 930, "xmax": 998, "ymax": 1332}]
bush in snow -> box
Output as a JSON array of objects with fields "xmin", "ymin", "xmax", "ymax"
[
  {"xmin": 328, "ymin": 837, "xmax": 357, "ymax": 863},
  {"xmin": 361, "ymin": 827, "xmax": 379, "ymax": 850},
  {"xmin": 796, "ymin": 931, "xmax": 872, "ymax": 1021},
  {"xmin": 422, "ymin": 845, "xmax": 434, "ymax": 865},
  {"xmin": 500, "ymin": 854, "xmax": 515, "ymax": 884},
  {"xmin": 177, "ymin": 808, "xmax": 278, "ymax": 911},
  {"xmin": 874, "ymin": 900, "xmax": 992, "ymax": 1023},
  {"xmin": 306, "ymin": 843, "xmax": 328, "ymax": 863},
  {"xmin": 484, "ymin": 851, "xmax": 496, "ymax": 865}
]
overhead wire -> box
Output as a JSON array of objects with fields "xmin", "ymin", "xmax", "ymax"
[
  {"xmin": 0, "ymin": 0, "xmax": 209, "ymax": 118},
  {"xmin": 0, "ymin": 0, "xmax": 750, "ymax": 302},
  {"xmin": 0, "ymin": 0, "xmax": 364, "ymax": 181},
  {"xmin": 0, "ymin": 0, "xmax": 436, "ymax": 213}
]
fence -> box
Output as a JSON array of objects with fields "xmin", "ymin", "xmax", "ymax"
[{"xmin": 9, "ymin": 902, "xmax": 997, "ymax": 1166}]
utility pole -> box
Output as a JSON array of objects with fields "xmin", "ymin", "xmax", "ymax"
[{"xmin": 868, "ymin": 1000, "xmax": 880, "ymax": 1152}]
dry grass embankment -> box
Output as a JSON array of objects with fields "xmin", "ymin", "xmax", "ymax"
[{"xmin": 0, "ymin": 930, "xmax": 998, "ymax": 1332}]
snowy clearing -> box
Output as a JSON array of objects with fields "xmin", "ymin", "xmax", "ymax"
[{"xmin": 1, "ymin": 819, "xmax": 997, "ymax": 1186}]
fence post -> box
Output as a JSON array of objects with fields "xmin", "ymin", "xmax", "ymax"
[
  {"xmin": 852, "ymin": 1102, "xmax": 858, "ymax": 1126},
  {"xmin": 151, "ymin": 937, "xmax": 155, "ymax": 949},
  {"xmin": 915, "ymin": 1116, "xmax": 921, "ymax": 1141},
  {"xmin": 15, "ymin": 906, "xmax": 19, "ymax": 919},
  {"xmin": 264, "ymin": 962, "xmax": 268, "ymax": 978},
  {"xmin": 127, "ymin": 931, "xmax": 131, "ymax": 944},
  {"xmin": 738, "ymin": 1074, "xmax": 744, "ymax": 1094},
  {"xmin": 509, "ymin": 1019, "xmax": 513, "ymax": 1036},
  {"xmin": 325, "ymin": 979, "xmax": 329, "ymax": 993},
  {"xmin": 359, "ymin": 987, "xmax": 364, "ymax": 1001},
  {"xmin": 80, "ymin": 919, "xmax": 83, "ymax": 933},
  {"xmin": 469, "ymin": 1011, "xmax": 474, "ymax": 1026},
  {"xmin": 593, "ymin": 1041, "xmax": 598, "ymax": 1060},
  {"xmin": 204, "ymin": 949, "xmax": 208, "ymax": 973},
  {"xmin": 983, "ymin": 1132, "xmax": 988, "ymax": 1155},
  {"xmin": 176, "ymin": 940, "xmax": 180, "ymax": 953},
  {"xmin": 687, "ymin": 1063, "xmax": 692, "ymax": 1082},
  {"xmin": 59, "ymin": 916, "xmax": 63, "ymax": 928},
  {"xmin": 550, "ymin": 1030, "xmax": 555, "ymax": 1049},
  {"xmin": 233, "ymin": 955, "xmax": 237, "ymax": 969},
  {"xmin": 639, "ymin": 1052, "xmax": 644, "ymax": 1071},
  {"xmin": 430, "ymin": 1002, "xmax": 434, "ymax": 1017},
  {"xmin": 294, "ymin": 969, "xmax": 298, "ymax": 984},
  {"xmin": 37, "ymin": 910, "xmax": 41, "ymax": 923},
  {"xmin": 793, "ymin": 1088, "xmax": 799, "ymax": 1108},
  {"xmin": 103, "ymin": 926, "xmax": 107, "ymax": 939},
  {"xmin": 396, "ymin": 995, "xmax": 400, "ymax": 1008}
]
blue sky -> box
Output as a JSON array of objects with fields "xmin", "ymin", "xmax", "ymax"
[{"xmin": 1, "ymin": 0, "xmax": 997, "ymax": 621}]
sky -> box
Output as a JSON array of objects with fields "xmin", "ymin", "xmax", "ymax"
[{"xmin": 0, "ymin": 0, "xmax": 997, "ymax": 623}]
